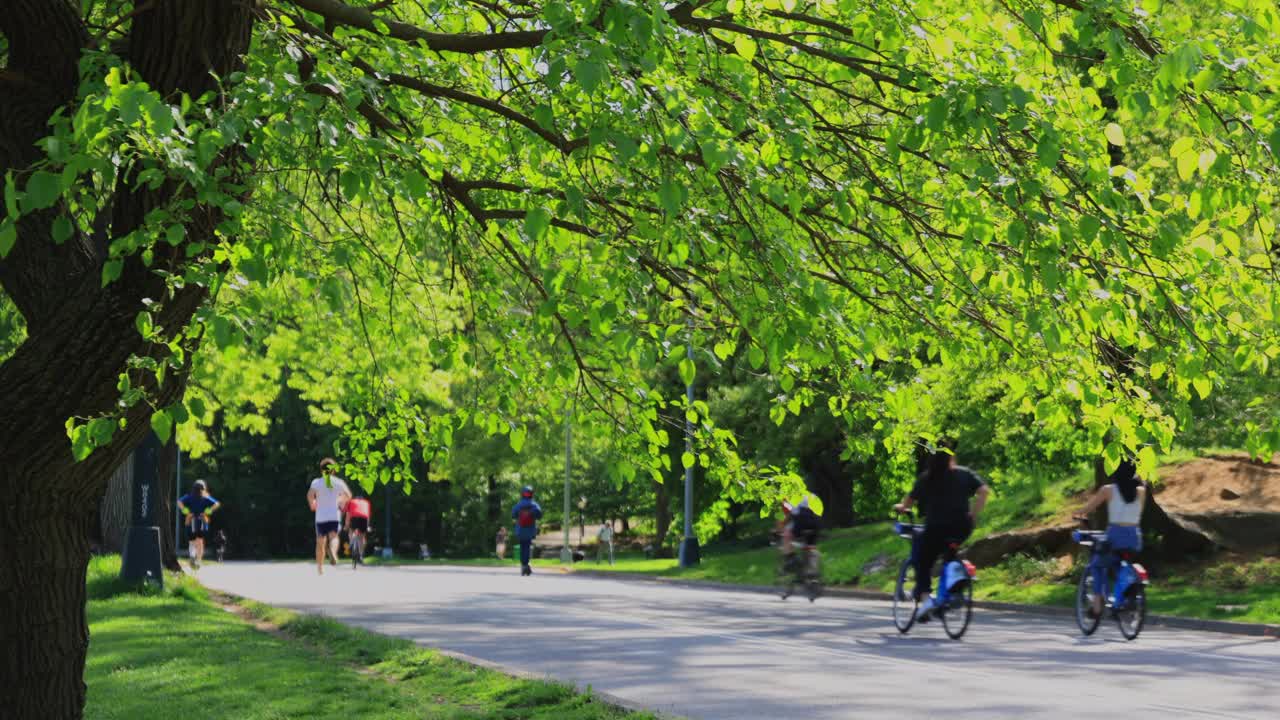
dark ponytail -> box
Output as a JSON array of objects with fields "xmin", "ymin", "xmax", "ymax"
[
  {"xmin": 1110, "ymin": 459, "xmax": 1140, "ymax": 504},
  {"xmin": 923, "ymin": 438, "xmax": 956, "ymax": 497}
]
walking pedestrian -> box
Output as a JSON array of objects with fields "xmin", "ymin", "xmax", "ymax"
[
  {"xmin": 596, "ymin": 522, "xmax": 615, "ymax": 565},
  {"xmin": 495, "ymin": 525, "xmax": 508, "ymax": 560},
  {"xmin": 213, "ymin": 530, "xmax": 228, "ymax": 563}
]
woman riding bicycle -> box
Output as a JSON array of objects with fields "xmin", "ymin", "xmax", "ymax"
[
  {"xmin": 1074, "ymin": 458, "xmax": 1146, "ymax": 617},
  {"xmin": 894, "ymin": 439, "xmax": 988, "ymax": 621}
]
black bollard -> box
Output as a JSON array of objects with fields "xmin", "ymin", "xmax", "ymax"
[{"xmin": 120, "ymin": 432, "xmax": 164, "ymax": 586}]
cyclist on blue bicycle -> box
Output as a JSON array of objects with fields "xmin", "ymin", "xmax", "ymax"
[
  {"xmin": 1074, "ymin": 458, "xmax": 1146, "ymax": 617},
  {"xmin": 894, "ymin": 440, "xmax": 988, "ymax": 621}
]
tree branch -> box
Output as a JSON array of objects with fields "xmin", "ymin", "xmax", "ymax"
[{"xmin": 284, "ymin": 0, "xmax": 547, "ymax": 53}]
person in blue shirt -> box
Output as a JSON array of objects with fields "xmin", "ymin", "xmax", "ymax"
[
  {"xmin": 511, "ymin": 486, "xmax": 543, "ymax": 576},
  {"xmin": 178, "ymin": 480, "xmax": 221, "ymax": 569}
]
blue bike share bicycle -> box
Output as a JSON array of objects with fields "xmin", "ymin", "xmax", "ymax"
[
  {"xmin": 1072, "ymin": 517, "xmax": 1148, "ymax": 640},
  {"xmin": 892, "ymin": 519, "xmax": 977, "ymax": 639}
]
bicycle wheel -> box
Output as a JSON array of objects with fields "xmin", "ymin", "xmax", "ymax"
[
  {"xmin": 940, "ymin": 579, "xmax": 974, "ymax": 640},
  {"xmin": 351, "ymin": 535, "xmax": 362, "ymax": 569},
  {"xmin": 776, "ymin": 558, "xmax": 794, "ymax": 600},
  {"xmin": 1116, "ymin": 585, "xmax": 1146, "ymax": 640},
  {"xmin": 805, "ymin": 552, "xmax": 823, "ymax": 602},
  {"xmin": 892, "ymin": 559, "xmax": 917, "ymax": 633},
  {"xmin": 1075, "ymin": 568, "xmax": 1101, "ymax": 636}
]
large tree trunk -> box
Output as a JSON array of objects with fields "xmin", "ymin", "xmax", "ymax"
[
  {"xmin": 2, "ymin": 508, "xmax": 97, "ymax": 720},
  {"xmin": 0, "ymin": 4, "xmax": 255, "ymax": 718}
]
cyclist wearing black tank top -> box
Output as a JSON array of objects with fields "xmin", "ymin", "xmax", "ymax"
[{"xmin": 894, "ymin": 440, "xmax": 989, "ymax": 619}]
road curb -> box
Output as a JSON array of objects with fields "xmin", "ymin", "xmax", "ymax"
[
  {"xmin": 566, "ymin": 569, "xmax": 1280, "ymax": 638},
  {"xmin": 432, "ymin": 647, "xmax": 682, "ymax": 718}
]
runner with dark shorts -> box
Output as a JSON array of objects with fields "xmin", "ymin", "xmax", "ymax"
[
  {"xmin": 307, "ymin": 458, "xmax": 351, "ymax": 575},
  {"xmin": 178, "ymin": 480, "xmax": 220, "ymax": 569}
]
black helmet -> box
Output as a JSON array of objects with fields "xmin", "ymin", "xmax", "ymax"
[{"xmin": 521, "ymin": 486, "xmax": 534, "ymax": 498}]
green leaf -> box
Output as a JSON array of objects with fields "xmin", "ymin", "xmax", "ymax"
[
  {"xmin": 151, "ymin": 409, "xmax": 173, "ymax": 444},
  {"xmin": 3, "ymin": 172, "xmax": 19, "ymax": 217},
  {"xmin": 681, "ymin": 451, "xmax": 695, "ymax": 469},
  {"xmin": 747, "ymin": 345, "xmax": 765, "ymax": 369},
  {"xmin": 1136, "ymin": 445, "xmax": 1158, "ymax": 476},
  {"xmin": 165, "ymin": 224, "xmax": 184, "ymax": 246},
  {"xmin": 1036, "ymin": 135, "xmax": 1060, "ymax": 168},
  {"xmin": 340, "ymin": 170, "xmax": 362, "ymax": 202},
  {"xmin": 925, "ymin": 96, "xmax": 948, "ymax": 132},
  {"xmin": 1079, "ymin": 215, "xmax": 1101, "ymax": 241},
  {"xmin": 509, "ymin": 425, "xmax": 527, "ymax": 453},
  {"xmin": 1176, "ymin": 150, "xmax": 1197, "ymax": 181},
  {"xmin": 1169, "ymin": 136, "xmax": 1196, "ymax": 158},
  {"xmin": 52, "ymin": 216, "xmax": 73, "ymax": 244},
  {"xmin": 1220, "ymin": 229, "xmax": 1241, "ymax": 256},
  {"xmin": 147, "ymin": 101, "xmax": 175, "ymax": 135},
  {"xmin": 188, "ymin": 396, "xmax": 207, "ymax": 420},
  {"xmin": 101, "ymin": 259, "xmax": 123, "ymax": 287},
  {"xmin": 524, "ymin": 208, "xmax": 550, "ymax": 241},
  {"xmin": 678, "ymin": 357, "xmax": 696, "ymax": 386},
  {"xmin": 733, "ymin": 36, "xmax": 757, "ymax": 61},
  {"xmin": 659, "ymin": 180, "xmax": 683, "ymax": 216},
  {"xmin": 1102, "ymin": 441, "xmax": 1123, "ymax": 474},
  {"xmin": 713, "ymin": 340, "xmax": 735, "ymax": 361},
  {"xmin": 0, "ymin": 219, "xmax": 15, "ymax": 258},
  {"xmin": 22, "ymin": 171, "xmax": 62, "ymax": 211},
  {"xmin": 1269, "ymin": 128, "xmax": 1280, "ymax": 162},
  {"xmin": 1104, "ymin": 123, "xmax": 1125, "ymax": 147},
  {"xmin": 574, "ymin": 59, "xmax": 605, "ymax": 94},
  {"xmin": 135, "ymin": 311, "xmax": 153, "ymax": 339},
  {"xmin": 404, "ymin": 171, "xmax": 428, "ymax": 200},
  {"xmin": 1192, "ymin": 375, "xmax": 1212, "ymax": 399}
]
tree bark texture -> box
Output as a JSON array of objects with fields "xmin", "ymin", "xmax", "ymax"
[{"xmin": 0, "ymin": 3, "xmax": 254, "ymax": 718}]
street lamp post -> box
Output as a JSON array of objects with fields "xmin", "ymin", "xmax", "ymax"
[
  {"xmin": 679, "ymin": 340, "xmax": 701, "ymax": 567},
  {"xmin": 561, "ymin": 410, "xmax": 573, "ymax": 564}
]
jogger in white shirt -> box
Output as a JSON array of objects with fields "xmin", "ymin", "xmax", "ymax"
[{"xmin": 307, "ymin": 458, "xmax": 351, "ymax": 575}]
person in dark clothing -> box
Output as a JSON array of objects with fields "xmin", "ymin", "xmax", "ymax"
[
  {"xmin": 178, "ymin": 480, "xmax": 221, "ymax": 569},
  {"xmin": 895, "ymin": 440, "xmax": 989, "ymax": 620},
  {"xmin": 212, "ymin": 530, "xmax": 228, "ymax": 563},
  {"xmin": 511, "ymin": 486, "xmax": 544, "ymax": 576}
]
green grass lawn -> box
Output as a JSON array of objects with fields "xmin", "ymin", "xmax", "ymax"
[{"xmin": 84, "ymin": 556, "xmax": 654, "ymax": 720}]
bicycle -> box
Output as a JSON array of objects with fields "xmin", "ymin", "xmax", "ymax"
[
  {"xmin": 891, "ymin": 520, "xmax": 977, "ymax": 639},
  {"xmin": 776, "ymin": 541, "xmax": 823, "ymax": 602},
  {"xmin": 1072, "ymin": 518, "xmax": 1148, "ymax": 640},
  {"xmin": 350, "ymin": 530, "xmax": 365, "ymax": 569}
]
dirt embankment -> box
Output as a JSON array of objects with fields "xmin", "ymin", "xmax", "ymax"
[
  {"xmin": 1155, "ymin": 454, "xmax": 1280, "ymax": 554},
  {"xmin": 967, "ymin": 454, "xmax": 1280, "ymax": 565}
]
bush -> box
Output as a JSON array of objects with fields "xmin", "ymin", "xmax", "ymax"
[{"xmin": 1000, "ymin": 552, "xmax": 1063, "ymax": 584}]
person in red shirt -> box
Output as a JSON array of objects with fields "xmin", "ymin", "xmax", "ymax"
[{"xmin": 344, "ymin": 494, "xmax": 373, "ymax": 567}]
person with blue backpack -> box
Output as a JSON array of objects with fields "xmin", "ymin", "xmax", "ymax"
[{"xmin": 511, "ymin": 486, "xmax": 543, "ymax": 576}]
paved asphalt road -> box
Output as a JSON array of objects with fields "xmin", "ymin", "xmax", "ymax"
[{"xmin": 199, "ymin": 562, "xmax": 1278, "ymax": 719}]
